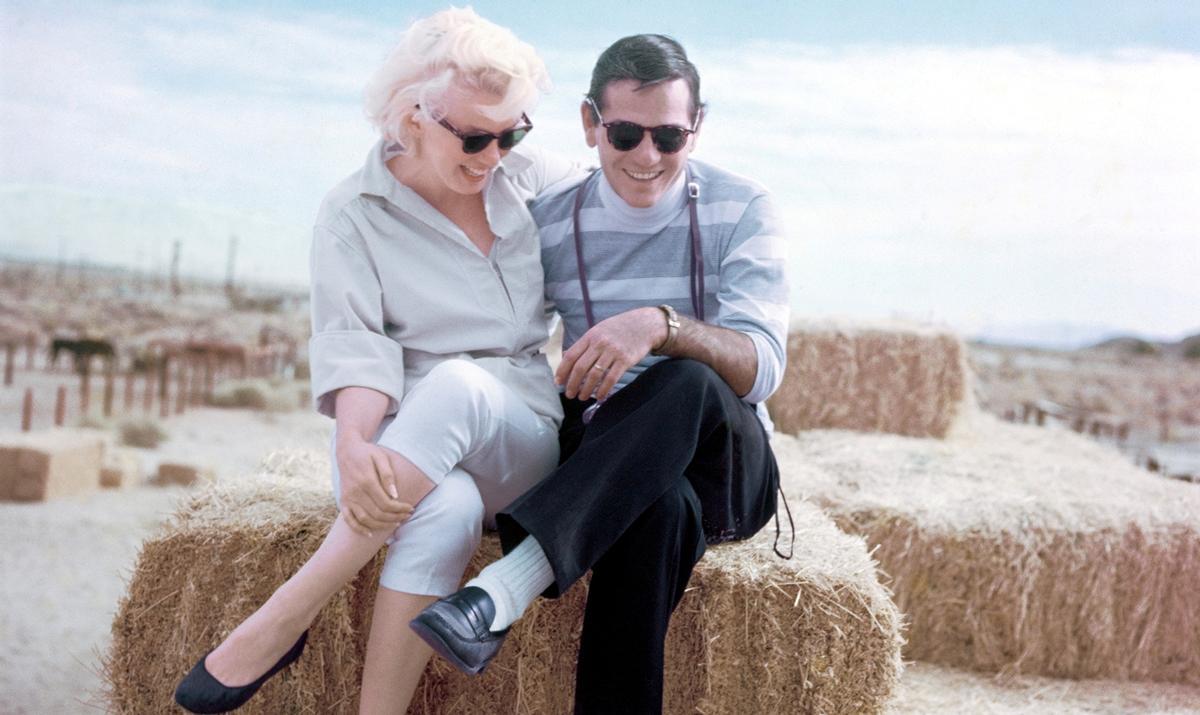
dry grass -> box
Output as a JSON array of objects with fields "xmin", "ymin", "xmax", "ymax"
[{"xmin": 104, "ymin": 450, "xmax": 903, "ymax": 714}]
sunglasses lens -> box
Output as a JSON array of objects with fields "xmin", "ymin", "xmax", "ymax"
[
  {"xmin": 607, "ymin": 122, "xmax": 645, "ymax": 151},
  {"xmin": 461, "ymin": 135, "xmax": 493, "ymax": 154},
  {"xmin": 651, "ymin": 127, "xmax": 688, "ymax": 154},
  {"xmin": 498, "ymin": 127, "xmax": 529, "ymax": 150}
]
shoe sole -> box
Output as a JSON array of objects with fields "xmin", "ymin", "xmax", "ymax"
[{"xmin": 409, "ymin": 615, "xmax": 490, "ymax": 676}]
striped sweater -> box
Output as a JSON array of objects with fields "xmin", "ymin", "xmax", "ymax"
[{"xmin": 532, "ymin": 160, "xmax": 789, "ymax": 429}]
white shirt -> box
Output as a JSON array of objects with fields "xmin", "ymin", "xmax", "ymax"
[{"xmin": 308, "ymin": 139, "xmax": 579, "ymax": 426}]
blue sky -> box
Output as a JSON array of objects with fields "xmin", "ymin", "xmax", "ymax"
[{"xmin": 2, "ymin": 1, "xmax": 1198, "ymax": 344}]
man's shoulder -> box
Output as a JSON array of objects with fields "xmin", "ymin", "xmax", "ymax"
[
  {"xmin": 529, "ymin": 171, "xmax": 590, "ymax": 228},
  {"xmin": 689, "ymin": 159, "xmax": 771, "ymax": 205}
]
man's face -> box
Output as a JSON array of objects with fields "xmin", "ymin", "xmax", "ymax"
[{"xmin": 582, "ymin": 77, "xmax": 698, "ymax": 209}]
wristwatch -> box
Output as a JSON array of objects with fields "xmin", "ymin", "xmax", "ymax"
[{"xmin": 651, "ymin": 304, "xmax": 680, "ymax": 356}]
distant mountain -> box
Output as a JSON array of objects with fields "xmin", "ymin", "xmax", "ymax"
[
  {"xmin": 1086, "ymin": 332, "xmax": 1200, "ymax": 359},
  {"xmin": 970, "ymin": 321, "xmax": 1130, "ymax": 351}
]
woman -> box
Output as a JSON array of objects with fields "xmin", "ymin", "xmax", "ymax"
[{"xmin": 173, "ymin": 8, "xmax": 576, "ymax": 713}]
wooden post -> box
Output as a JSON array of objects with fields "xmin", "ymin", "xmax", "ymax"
[
  {"xmin": 124, "ymin": 371, "xmax": 135, "ymax": 411},
  {"xmin": 143, "ymin": 368, "xmax": 154, "ymax": 412},
  {"xmin": 103, "ymin": 365, "xmax": 115, "ymax": 417},
  {"xmin": 80, "ymin": 367, "xmax": 91, "ymax": 415},
  {"xmin": 159, "ymin": 359, "xmax": 170, "ymax": 419},
  {"xmin": 21, "ymin": 388, "xmax": 33, "ymax": 431},
  {"xmin": 190, "ymin": 358, "xmax": 203, "ymax": 406},
  {"xmin": 25, "ymin": 332, "xmax": 35, "ymax": 370},
  {"xmin": 176, "ymin": 361, "xmax": 187, "ymax": 414},
  {"xmin": 4, "ymin": 342, "xmax": 14, "ymax": 386},
  {"xmin": 55, "ymin": 385, "xmax": 66, "ymax": 426},
  {"xmin": 202, "ymin": 355, "xmax": 213, "ymax": 402}
]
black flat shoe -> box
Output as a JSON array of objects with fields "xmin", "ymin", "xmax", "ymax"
[
  {"xmin": 174, "ymin": 630, "xmax": 308, "ymax": 713},
  {"xmin": 409, "ymin": 586, "xmax": 508, "ymax": 675}
]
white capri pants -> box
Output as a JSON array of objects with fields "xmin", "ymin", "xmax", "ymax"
[{"xmin": 330, "ymin": 359, "xmax": 559, "ymax": 596}]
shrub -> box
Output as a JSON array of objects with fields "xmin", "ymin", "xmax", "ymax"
[{"xmin": 120, "ymin": 418, "xmax": 169, "ymax": 448}]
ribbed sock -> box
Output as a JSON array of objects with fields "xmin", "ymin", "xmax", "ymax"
[{"xmin": 465, "ymin": 536, "xmax": 554, "ymax": 631}]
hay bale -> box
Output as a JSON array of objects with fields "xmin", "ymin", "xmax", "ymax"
[
  {"xmin": 773, "ymin": 417, "xmax": 1200, "ymax": 684},
  {"xmin": 152, "ymin": 462, "xmax": 214, "ymax": 487},
  {"xmin": 105, "ymin": 450, "xmax": 903, "ymax": 714},
  {"xmin": 101, "ymin": 447, "xmax": 142, "ymax": 489},
  {"xmin": 768, "ymin": 319, "xmax": 970, "ymax": 438},
  {"xmin": 0, "ymin": 429, "xmax": 104, "ymax": 501}
]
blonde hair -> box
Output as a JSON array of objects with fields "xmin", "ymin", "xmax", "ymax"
[{"xmin": 364, "ymin": 7, "xmax": 550, "ymax": 149}]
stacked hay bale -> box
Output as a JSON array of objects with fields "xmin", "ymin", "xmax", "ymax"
[
  {"xmin": 767, "ymin": 319, "xmax": 971, "ymax": 438},
  {"xmin": 770, "ymin": 320, "xmax": 1200, "ymax": 685},
  {"xmin": 0, "ymin": 429, "xmax": 105, "ymax": 501},
  {"xmin": 106, "ymin": 451, "xmax": 903, "ymax": 714}
]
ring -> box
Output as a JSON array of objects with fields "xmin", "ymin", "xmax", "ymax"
[{"xmin": 591, "ymin": 363, "xmax": 607, "ymax": 372}]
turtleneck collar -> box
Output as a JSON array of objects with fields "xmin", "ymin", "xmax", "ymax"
[{"xmin": 595, "ymin": 168, "xmax": 688, "ymax": 234}]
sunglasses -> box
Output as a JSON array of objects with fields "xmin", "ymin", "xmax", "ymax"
[
  {"xmin": 586, "ymin": 96, "xmax": 697, "ymax": 155},
  {"xmin": 434, "ymin": 112, "xmax": 533, "ymax": 155}
]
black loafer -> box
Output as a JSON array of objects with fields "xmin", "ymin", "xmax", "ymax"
[
  {"xmin": 409, "ymin": 586, "xmax": 508, "ymax": 675},
  {"xmin": 174, "ymin": 630, "xmax": 308, "ymax": 713}
]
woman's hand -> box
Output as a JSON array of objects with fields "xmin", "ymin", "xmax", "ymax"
[{"xmin": 336, "ymin": 434, "xmax": 414, "ymax": 536}]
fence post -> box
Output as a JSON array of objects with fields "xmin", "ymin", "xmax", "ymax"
[
  {"xmin": 158, "ymin": 359, "xmax": 170, "ymax": 419},
  {"xmin": 176, "ymin": 361, "xmax": 187, "ymax": 415},
  {"xmin": 22, "ymin": 388, "xmax": 33, "ymax": 431},
  {"xmin": 103, "ymin": 365, "xmax": 115, "ymax": 418},
  {"xmin": 4, "ymin": 342, "xmax": 14, "ymax": 386},
  {"xmin": 143, "ymin": 368, "xmax": 154, "ymax": 412},
  {"xmin": 80, "ymin": 367, "xmax": 91, "ymax": 415},
  {"xmin": 124, "ymin": 371, "xmax": 134, "ymax": 411},
  {"xmin": 55, "ymin": 385, "xmax": 66, "ymax": 427},
  {"xmin": 25, "ymin": 332, "xmax": 35, "ymax": 370}
]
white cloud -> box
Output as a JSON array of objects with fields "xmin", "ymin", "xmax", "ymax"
[{"xmin": 2, "ymin": 3, "xmax": 1197, "ymax": 338}]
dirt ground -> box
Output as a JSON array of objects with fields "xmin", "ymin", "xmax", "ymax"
[{"xmin": 2, "ymin": 405, "xmax": 1198, "ymax": 714}]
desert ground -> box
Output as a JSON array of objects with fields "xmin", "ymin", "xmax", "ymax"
[{"xmin": 2, "ymin": 261, "xmax": 1198, "ymax": 713}]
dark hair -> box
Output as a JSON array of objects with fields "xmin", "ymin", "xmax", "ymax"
[{"xmin": 586, "ymin": 34, "xmax": 704, "ymax": 124}]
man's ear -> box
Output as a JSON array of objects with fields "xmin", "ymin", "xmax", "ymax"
[{"xmin": 580, "ymin": 101, "xmax": 598, "ymax": 149}]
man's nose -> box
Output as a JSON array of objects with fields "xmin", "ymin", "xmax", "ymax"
[{"xmin": 630, "ymin": 131, "xmax": 661, "ymax": 164}]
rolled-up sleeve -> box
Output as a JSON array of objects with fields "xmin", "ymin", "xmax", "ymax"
[
  {"xmin": 716, "ymin": 193, "xmax": 790, "ymax": 404},
  {"xmin": 308, "ymin": 224, "xmax": 405, "ymax": 418}
]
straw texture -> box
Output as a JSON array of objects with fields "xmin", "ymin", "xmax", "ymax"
[
  {"xmin": 104, "ymin": 450, "xmax": 903, "ymax": 714},
  {"xmin": 768, "ymin": 319, "xmax": 970, "ymax": 438},
  {"xmin": 773, "ymin": 418, "xmax": 1200, "ymax": 684}
]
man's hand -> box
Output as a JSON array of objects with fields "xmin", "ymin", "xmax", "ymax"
[
  {"xmin": 556, "ymin": 307, "xmax": 667, "ymax": 402},
  {"xmin": 335, "ymin": 434, "xmax": 414, "ymax": 537}
]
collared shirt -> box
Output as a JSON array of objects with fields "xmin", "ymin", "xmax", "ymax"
[{"xmin": 308, "ymin": 139, "xmax": 578, "ymax": 426}]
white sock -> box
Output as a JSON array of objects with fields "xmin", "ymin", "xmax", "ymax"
[{"xmin": 465, "ymin": 536, "xmax": 554, "ymax": 631}]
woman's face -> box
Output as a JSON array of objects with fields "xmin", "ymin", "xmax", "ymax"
[{"xmin": 412, "ymin": 86, "xmax": 525, "ymax": 196}]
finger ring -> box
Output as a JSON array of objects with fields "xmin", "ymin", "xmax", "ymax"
[{"xmin": 591, "ymin": 363, "xmax": 607, "ymax": 372}]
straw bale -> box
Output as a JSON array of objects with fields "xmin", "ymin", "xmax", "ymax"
[
  {"xmin": 106, "ymin": 450, "xmax": 903, "ymax": 714},
  {"xmin": 152, "ymin": 462, "xmax": 214, "ymax": 487},
  {"xmin": 0, "ymin": 429, "xmax": 104, "ymax": 501},
  {"xmin": 768, "ymin": 319, "xmax": 970, "ymax": 438},
  {"xmin": 773, "ymin": 417, "xmax": 1200, "ymax": 684},
  {"xmin": 101, "ymin": 447, "xmax": 142, "ymax": 489}
]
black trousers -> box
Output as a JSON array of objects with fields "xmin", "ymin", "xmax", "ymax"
[{"xmin": 496, "ymin": 359, "xmax": 779, "ymax": 714}]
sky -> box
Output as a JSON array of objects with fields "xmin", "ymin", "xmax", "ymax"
[{"xmin": 1, "ymin": 0, "xmax": 1198, "ymax": 346}]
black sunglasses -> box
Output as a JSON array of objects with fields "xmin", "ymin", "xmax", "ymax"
[
  {"xmin": 586, "ymin": 97, "xmax": 697, "ymax": 155},
  {"xmin": 431, "ymin": 110, "xmax": 533, "ymax": 155}
]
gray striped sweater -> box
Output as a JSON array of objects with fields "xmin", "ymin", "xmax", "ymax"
[{"xmin": 532, "ymin": 160, "xmax": 789, "ymax": 429}]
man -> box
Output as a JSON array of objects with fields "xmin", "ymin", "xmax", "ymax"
[{"xmin": 410, "ymin": 34, "xmax": 790, "ymax": 713}]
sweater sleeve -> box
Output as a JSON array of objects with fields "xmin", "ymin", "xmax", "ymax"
[
  {"xmin": 715, "ymin": 192, "xmax": 791, "ymax": 404},
  {"xmin": 307, "ymin": 224, "xmax": 405, "ymax": 418}
]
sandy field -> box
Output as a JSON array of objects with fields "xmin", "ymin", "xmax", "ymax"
[{"xmin": 3, "ymin": 405, "xmax": 1199, "ymax": 714}]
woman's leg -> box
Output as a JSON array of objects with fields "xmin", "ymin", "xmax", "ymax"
[
  {"xmin": 357, "ymin": 590, "xmax": 436, "ymax": 714},
  {"xmin": 202, "ymin": 514, "xmax": 392, "ymax": 686}
]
